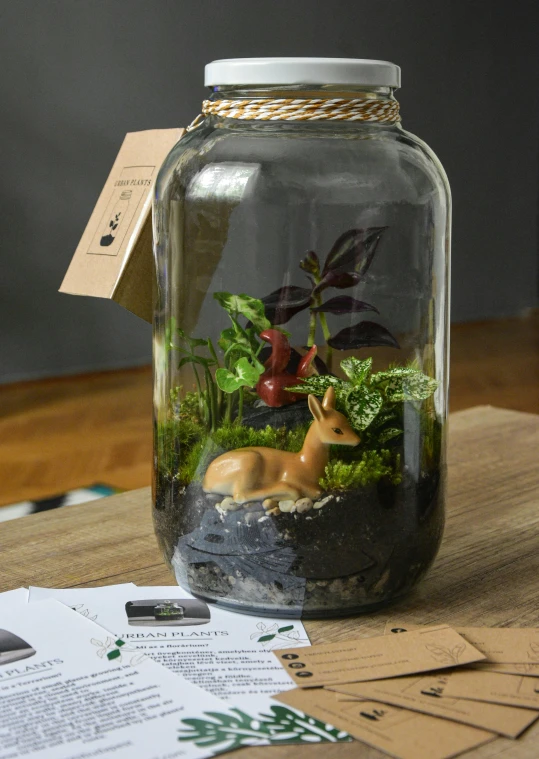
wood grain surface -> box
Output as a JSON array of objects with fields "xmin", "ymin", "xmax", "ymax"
[{"xmin": 1, "ymin": 405, "xmax": 538, "ymax": 759}]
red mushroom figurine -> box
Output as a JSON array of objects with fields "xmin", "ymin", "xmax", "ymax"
[{"xmin": 255, "ymin": 329, "xmax": 317, "ymax": 407}]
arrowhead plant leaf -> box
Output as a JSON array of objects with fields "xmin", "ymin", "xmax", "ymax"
[{"xmin": 214, "ymin": 292, "xmax": 271, "ymax": 332}]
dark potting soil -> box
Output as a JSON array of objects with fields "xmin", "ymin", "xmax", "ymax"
[
  {"xmin": 154, "ymin": 467, "xmax": 444, "ymax": 618},
  {"xmin": 153, "ymin": 400, "xmax": 445, "ymax": 618}
]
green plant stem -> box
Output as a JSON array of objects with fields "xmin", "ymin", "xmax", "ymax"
[
  {"xmin": 206, "ymin": 338, "xmax": 223, "ymax": 421},
  {"xmin": 307, "ymin": 312, "xmax": 317, "ymax": 346},
  {"xmin": 225, "ymin": 392, "xmax": 233, "ymax": 424},
  {"xmin": 207, "ymin": 338, "xmax": 219, "ymax": 366},
  {"xmin": 310, "ymin": 287, "xmax": 333, "ymax": 369},
  {"xmin": 236, "ymin": 387, "xmax": 244, "ymax": 423},
  {"xmin": 191, "ymin": 366, "xmax": 207, "ymax": 424},
  {"xmin": 318, "ymin": 311, "xmax": 333, "ymax": 370},
  {"xmin": 204, "ymin": 368, "xmax": 218, "ymax": 432}
]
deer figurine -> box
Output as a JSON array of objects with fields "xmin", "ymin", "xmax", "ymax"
[{"xmin": 203, "ymin": 387, "xmax": 360, "ymax": 504}]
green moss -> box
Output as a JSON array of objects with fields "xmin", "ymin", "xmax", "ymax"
[
  {"xmin": 178, "ymin": 437, "xmax": 211, "ymax": 485},
  {"xmin": 320, "ymin": 450, "xmax": 402, "ymax": 491},
  {"xmin": 157, "ymin": 419, "xmax": 313, "ymax": 487},
  {"xmin": 178, "ymin": 389, "xmax": 204, "ymax": 423},
  {"xmin": 212, "ymin": 423, "xmax": 310, "ymax": 454}
]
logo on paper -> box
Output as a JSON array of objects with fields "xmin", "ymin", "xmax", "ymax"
[
  {"xmin": 100, "ymin": 191, "xmax": 132, "ymax": 247},
  {"xmin": 87, "ymin": 165, "xmax": 155, "ymax": 257}
]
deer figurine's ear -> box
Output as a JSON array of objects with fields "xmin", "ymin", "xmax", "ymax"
[
  {"xmin": 308, "ymin": 394, "xmax": 325, "ymax": 421},
  {"xmin": 322, "ymin": 386, "xmax": 336, "ymax": 410}
]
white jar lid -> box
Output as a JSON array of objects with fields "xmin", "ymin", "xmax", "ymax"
[{"xmin": 205, "ymin": 57, "xmax": 400, "ymax": 88}]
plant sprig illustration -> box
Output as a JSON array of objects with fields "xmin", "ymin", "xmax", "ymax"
[
  {"xmin": 249, "ymin": 622, "xmax": 309, "ymax": 650},
  {"xmin": 179, "ymin": 706, "xmax": 350, "ymax": 751},
  {"xmin": 425, "ymin": 642, "xmax": 466, "ymax": 666},
  {"xmin": 90, "ymin": 637, "xmax": 148, "ymax": 666}
]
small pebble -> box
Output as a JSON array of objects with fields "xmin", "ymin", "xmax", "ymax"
[
  {"xmin": 313, "ymin": 495, "xmax": 333, "ymax": 510},
  {"xmin": 218, "ymin": 496, "xmax": 241, "ymax": 512},
  {"xmin": 295, "ymin": 497, "xmax": 313, "ymax": 513},
  {"xmin": 267, "ymin": 507, "xmax": 281, "ymax": 516},
  {"xmin": 278, "ymin": 499, "xmax": 296, "ymax": 513},
  {"xmin": 263, "ymin": 498, "xmax": 278, "ymax": 511}
]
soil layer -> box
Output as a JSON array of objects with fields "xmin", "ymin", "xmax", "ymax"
[{"xmin": 154, "ymin": 462, "xmax": 444, "ymax": 618}]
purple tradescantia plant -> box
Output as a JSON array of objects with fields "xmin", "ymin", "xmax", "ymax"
[{"xmin": 260, "ymin": 228, "xmax": 399, "ymax": 368}]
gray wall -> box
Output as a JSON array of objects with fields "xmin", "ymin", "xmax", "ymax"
[{"xmin": 1, "ymin": 0, "xmax": 538, "ymax": 383}]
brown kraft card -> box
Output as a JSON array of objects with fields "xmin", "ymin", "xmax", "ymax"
[
  {"xmin": 328, "ymin": 673, "xmax": 539, "ymax": 738},
  {"xmin": 441, "ymin": 670, "xmax": 539, "ymax": 709},
  {"xmin": 384, "ymin": 621, "xmax": 539, "ymax": 664},
  {"xmin": 274, "ymin": 687, "xmax": 494, "ymax": 759},
  {"xmin": 273, "ymin": 625, "xmax": 486, "ymax": 687},
  {"xmin": 470, "ymin": 661, "xmax": 539, "ymax": 677}
]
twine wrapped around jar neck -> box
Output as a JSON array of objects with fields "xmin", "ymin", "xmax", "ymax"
[{"xmin": 186, "ymin": 97, "xmax": 400, "ymax": 131}]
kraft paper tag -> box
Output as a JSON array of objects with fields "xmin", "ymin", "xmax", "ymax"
[
  {"xmin": 385, "ymin": 621, "xmax": 539, "ymax": 670},
  {"xmin": 441, "ymin": 670, "xmax": 539, "ymax": 709},
  {"xmin": 328, "ymin": 673, "xmax": 539, "ymax": 738},
  {"xmin": 274, "ymin": 687, "xmax": 494, "ymax": 759},
  {"xmin": 60, "ymin": 128, "xmax": 184, "ymax": 322},
  {"xmin": 273, "ymin": 625, "xmax": 486, "ymax": 687}
]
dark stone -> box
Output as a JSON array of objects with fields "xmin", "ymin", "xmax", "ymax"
[{"xmin": 242, "ymin": 398, "xmax": 313, "ymax": 430}]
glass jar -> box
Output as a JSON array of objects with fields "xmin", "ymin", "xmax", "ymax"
[{"xmin": 152, "ymin": 58, "xmax": 451, "ymax": 618}]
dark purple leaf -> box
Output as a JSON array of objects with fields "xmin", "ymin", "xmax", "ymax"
[
  {"xmin": 261, "ymin": 286, "xmax": 312, "ymax": 326},
  {"xmin": 322, "ymin": 227, "xmax": 387, "ymax": 276},
  {"xmin": 328, "ymin": 321, "xmax": 400, "ymax": 351},
  {"xmin": 299, "ymin": 250, "xmax": 320, "ymax": 277},
  {"xmin": 312, "ymin": 296, "xmax": 379, "ymax": 315},
  {"xmin": 313, "ymin": 271, "xmax": 361, "ymax": 294}
]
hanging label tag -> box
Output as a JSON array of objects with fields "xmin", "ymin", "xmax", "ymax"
[{"xmin": 60, "ymin": 128, "xmax": 184, "ymax": 322}]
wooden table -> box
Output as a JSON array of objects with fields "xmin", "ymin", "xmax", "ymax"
[{"xmin": 2, "ymin": 406, "xmax": 538, "ymax": 758}]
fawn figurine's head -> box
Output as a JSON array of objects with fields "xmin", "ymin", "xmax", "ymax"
[{"xmin": 308, "ymin": 387, "xmax": 360, "ymax": 447}]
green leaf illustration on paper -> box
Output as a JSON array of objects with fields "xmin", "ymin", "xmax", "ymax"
[
  {"xmin": 178, "ymin": 706, "xmax": 351, "ymax": 751},
  {"xmin": 258, "ymin": 634, "xmax": 276, "ymax": 643},
  {"xmin": 107, "ymin": 649, "xmax": 121, "ymax": 661},
  {"xmin": 278, "ymin": 625, "xmax": 294, "ymax": 633}
]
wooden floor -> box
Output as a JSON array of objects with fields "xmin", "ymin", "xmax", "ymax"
[{"xmin": 0, "ymin": 312, "xmax": 537, "ymax": 508}]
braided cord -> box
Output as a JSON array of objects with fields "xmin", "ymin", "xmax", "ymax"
[{"xmin": 186, "ymin": 97, "xmax": 400, "ymax": 131}]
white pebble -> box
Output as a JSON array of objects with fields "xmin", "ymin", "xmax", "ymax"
[
  {"xmin": 278, "ymin": 499, "xmax": 296, "ymax": 513},
  {"xmin": 295, "ymin": 497, "xmax": 313, "ymax": 513},
  {"xmin": 313, "ymin": 495, "xmax": 333, "ymax": 510},
  {"xmin": 218, "ymin": 497, "xmax": 241, "ymax": 512}
]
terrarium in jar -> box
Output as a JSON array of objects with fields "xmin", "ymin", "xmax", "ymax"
[{"xmin": 152, "ymin": 58, "xmax": 451, "ymax": 618}]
